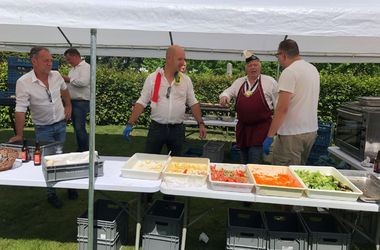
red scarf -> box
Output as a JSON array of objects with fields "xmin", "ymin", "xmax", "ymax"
[{"xmin": 151, "ymin": 72, "xmax": 162, "ymax": 103}]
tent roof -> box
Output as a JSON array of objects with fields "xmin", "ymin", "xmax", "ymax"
[{"xmin": 1, "ymin": 0, "xmax": 380, "ymax": 62}]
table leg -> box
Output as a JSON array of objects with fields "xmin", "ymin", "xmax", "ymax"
[
  {"xmin": 376, "ymin": 212, "xmax": 380, "ymax": 250},
  {"xmin": 181, "ymin": 197, "xmax": 189, "ymax": 250},
  {"xmin": 135, "ymin": 193, "xmax": 142, "ymax": 250}
]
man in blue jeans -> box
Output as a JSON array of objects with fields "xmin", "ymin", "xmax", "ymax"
[
  {"xmin": 9, "ymin": 46, "xmax": 74, "ymax": 208},
  {"xmin": 62, "ymin": 48, "xmax": 90, "ymax": 152}
]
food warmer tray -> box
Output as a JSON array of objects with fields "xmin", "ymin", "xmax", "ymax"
[{"xmin": 346, "ymin": 173, "xmax": 380, "ymax": 203}]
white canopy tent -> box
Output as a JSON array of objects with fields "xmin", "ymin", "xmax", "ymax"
[
  {"xmin": 2, "ymin": 0, "xmax": 380, "ymax": 249},
  {"xmin": 1, "ymin": 0, "xmax": 380, "ymax": 63}
]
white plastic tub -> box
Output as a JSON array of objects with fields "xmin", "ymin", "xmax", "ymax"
[
  {"xmin": 248, "ymin": 164, "xmax": 306, "ymax": 198},
  {"xmin": 209, "ymin": 163, "xmax": 254, "ymax": 193},
  {"xmin": 163, "ymin": 157, "xmax": 209, "ymax": 188},
  {"xmin": 290, "ymin": 165, "xmax": 363, "ymax": 201},
  {"xmin": 121, "ymin": 153, "xmax": 169, "ymax": 180}
]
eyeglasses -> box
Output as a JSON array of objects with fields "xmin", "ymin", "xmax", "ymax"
[
  {"xmin": 275, "ymin": 52, "xmax": 283, "ymax": 58},
  {"xmin": 45, "ymin": 88, "xmax": 52, "ymax": 103},
  {"xmin": 166, "ymin": 86, "xmax": 172, "ymax": 99}
]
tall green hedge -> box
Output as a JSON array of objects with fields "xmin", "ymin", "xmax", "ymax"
[{"xmin": 1, "ymin": 64, "xmax": 379, "ymax": 128}]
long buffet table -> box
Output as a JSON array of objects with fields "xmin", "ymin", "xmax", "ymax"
[{"xmin": 0, "ymin": 156, "xmax": 379, "ymax": 250}]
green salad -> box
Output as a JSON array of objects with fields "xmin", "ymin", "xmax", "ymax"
[{"xmin": 294, "ymin": 170, "xmax": 352, "ymax": 192}]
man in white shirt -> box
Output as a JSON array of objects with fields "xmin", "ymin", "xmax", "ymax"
[
  {"xmin": 62, "ymin": 48, "xmax": 90, "ymax": 152},
  {"xmin": 263, "ymin": 39, "xmax": 320, "ymax": 165},
  {"xmin": 123, "ymin": 45, "xmax": 206, "ymax": 156},
  {"xmin": 220, "ymin": 51, "xmax": 278, "ymax": 164},
  {"xmin": 9, "ymin": 47, "xmax": 72, "ymax": 208}
]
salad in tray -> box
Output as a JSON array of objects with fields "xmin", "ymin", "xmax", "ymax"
[
  {"xmin": 294, "ymin": 169, "xmax": 353, "ymax": 192},
  {"xmin": 210, "ymin": 164, "xmax": 249, "ymax": 183}
]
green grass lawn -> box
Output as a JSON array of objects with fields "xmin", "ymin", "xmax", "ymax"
[
  {"xmin": 0, "ymin": 125, "xmax": 252, "ymax": 250},
  {"xmin": 0, "ymin": 126, "xmax": 375, "ymax": 250}
]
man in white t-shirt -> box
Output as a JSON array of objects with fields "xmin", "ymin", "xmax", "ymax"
[{"xmin": 263, "ymin": 39, "xmax": 320, "ymax": 165}]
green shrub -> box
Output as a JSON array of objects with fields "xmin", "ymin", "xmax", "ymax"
[{"xmin": 1, "ymin": 65, "xmax": 380, "ymax": 128}]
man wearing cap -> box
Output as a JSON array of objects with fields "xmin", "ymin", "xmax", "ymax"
[{"xmin": 219, "ymin": 51, "xmax": 278, "ymax": 164}]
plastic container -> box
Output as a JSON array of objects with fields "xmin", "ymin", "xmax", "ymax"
[
  {"xmin": 163, "ymin": 156, "xmax": 209, "ymax": 188},
  {"xmin": 77, "ymin": 199, "xmax": 128, "ymax": 244},
  {"xmin": 1, "ymin": 140, "xmax": 60, "ymax": 159},
  {"xmin": 248, "ymin": 164, "xmax": 306, "ymax": 198},
  {"xmin": 202, "ymin": 141, "xmax": 225, "ymax": 163},
  {"xmin": 208, "ymin": 163, "xmax": 254, "ymax": 193},
  {"xmin": 183, "ymin": 147, "xmax": 203, "ymax": 158},
  {"xmin": 230, "ymin": 142, "xmax": 241, "ymax": 163},
  {"xmin": 314, "ymin": 122, "xmax": 333, "ymax": 147},
  {"xmin": 265, "ymin": 211, "xmax": 308, "ymax": 250},
  {"xmin": 121, "ymin": 153, "xmax": 169, "ymax": 180},
  {"xmin": 43, "ymin": 161, "xmax": 104, "ymax": 182},
  {"xmin": 290, "ymin": 166, "xmax": 363, "ymax": 201},
  {"xmin": 42, "ymin": 152, "xmax": 104, "ymax": 182},
  {"xmin": 77, "ymin": 234, "xmax": 121, "ymax": 250},
  {"xmin": 300, "ymin": 212, "xmax": 351, "ymax": 250},
  {"xmin": 143, "ymin": 200, "xmax": 184, "ymax": 237},
  {"xmin": 227, "ymin": 208, "xmax": 267, "ymax": 250},
  {"xmin": 7, "ymin": 57, "xmax": 59, "ymax": 92},
  {"xmin": 307, "ymin": 122, "xmax": 333, "ymax": 165},
  {"xmin": 142, "ymin": 234, "xmax": 180, "ymax": 250}
]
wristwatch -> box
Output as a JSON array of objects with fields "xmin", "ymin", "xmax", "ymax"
[{"xmin": 198, "ymin": 121, "xmax": 205, "ymax": 126}]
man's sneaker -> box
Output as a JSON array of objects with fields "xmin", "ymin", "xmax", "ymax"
[
  {"xmin": 47, "ymin": 195, "xmax": 63, "ymax": 209},
  {"xmin": 67, "ymin": 189, "xmax": 78, "ymax": 200}
]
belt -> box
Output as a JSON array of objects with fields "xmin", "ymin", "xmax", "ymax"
[
  {"xmin": 71, "ymin": 99, "xmax": 89, "ymax": 102},
  {"xmin": 152, "ymin": 120, "xmax": 183, "ymax": 127}
]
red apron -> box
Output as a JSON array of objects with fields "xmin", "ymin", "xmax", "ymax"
[{"xmin": 235, "ymin": 78, "xmax": 272, "ymax": 148}]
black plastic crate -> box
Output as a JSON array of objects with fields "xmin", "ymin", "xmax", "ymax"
[
  {"xmin": 183, "ymin": 147, "xmax": 203, "ymax": 157},
  {"xmin": 142, "ymin": 234, "xmax": 180, "ymax": 250},
  {"xmin": 300, "ymin": 212, "xmax": 351, "ymax": 250},
  {"xmin": 77, "ymin": 234, "xmax": 121, "ymax": 250},
  {"xmin": 314, "ymin": 122, "xmax": 333, "ymax": 148},
  {"xmin": 265, "ymin": 211, "xmax": 308, "ymax": 250},
  {"xmin": 230, "ymin": 143, "xmax": 241, "ymax": 163},
  {"xmin": 77, "ymin": 199, "xmax": 128, "ymax": 244},
  {"xmin": 143, "ymin": 200, "xmax": 184, "ymax": 237},
  {"xmin": 203, "ymin": 141, "xmax": 225, "ymax": 163},
  {"xmin": 307, "ymin": 145, "xmax": 329, "ymax": 165},
  {"xmin": 227, "ymin": 208, "xmax": 267, "ymax": 250}
]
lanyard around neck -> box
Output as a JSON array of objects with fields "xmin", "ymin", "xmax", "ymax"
[{"xmin": 244, "ymin": 76, "xmax": 260, "ymax": 93}]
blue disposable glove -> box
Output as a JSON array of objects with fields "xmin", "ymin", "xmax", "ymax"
[
  {"xmin": 123, "ymin": 124, "xmax": 133, "ymax": 140},
  {"xmin": 262, "ymin": 137, "xmax": 274, "ymax": 155}
]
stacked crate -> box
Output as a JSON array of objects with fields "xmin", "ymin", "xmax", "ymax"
[
  {"xmin": 226, "ymin": 208, "xmax": 267, "ymax": 250},
  {"xmin": 300, "ymin": 212, "xmax": 351, "ymax": 250},
  {"xmin": 265, "ymin": 211, "xmax": 308, "ymax": 250},
  {"xmin": 77, "ymin": 199, "xmax": 128, "ymax": 250},
  {"xmin": 307, "ymin": 122, "xmax": 333, "ymax": 165},
  {"xmin": 142, "ymin": 200, "xmax": 184, "ymax": 250}
]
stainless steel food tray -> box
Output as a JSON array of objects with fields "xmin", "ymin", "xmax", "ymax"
[{"xmin": 347, "ymin": 173, "xmax": 380, "ymax": 202}]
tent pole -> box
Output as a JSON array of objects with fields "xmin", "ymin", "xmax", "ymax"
[{"xmin": 88, "ymin": 28, "xmax": 97, "ymax": 250}]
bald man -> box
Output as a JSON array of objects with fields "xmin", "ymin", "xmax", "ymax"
[{"xmin": 124, "ymin": 45, "xmax": 206, "ymax": 156}]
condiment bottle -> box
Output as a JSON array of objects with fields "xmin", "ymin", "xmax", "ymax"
[
  {"xmin": 34, "ymin": 141, "xmax": 41, "ymax": 166},
  {"xmin": 21, "ymin": 139, "xmax": 30, "ymax": 162},
  {"xmin": 374, "ymin": 150, "xmax": 380, "ymax": 173}
]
